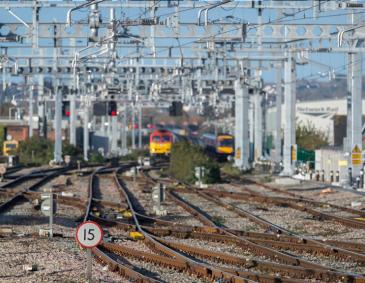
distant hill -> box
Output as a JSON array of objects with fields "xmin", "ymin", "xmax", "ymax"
[{"xmin": 296, "ymin": 77, "xmax": 365, "ymax": 101}]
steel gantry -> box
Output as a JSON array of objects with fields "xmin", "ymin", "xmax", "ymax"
[{"xmin": 0, "ymin": 0, "xmax": 364, "ymax": 176}]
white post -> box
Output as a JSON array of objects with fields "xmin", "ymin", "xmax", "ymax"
[{"xmin": 282, "ymin": 50, "xmax": 296, "ymax": 176}]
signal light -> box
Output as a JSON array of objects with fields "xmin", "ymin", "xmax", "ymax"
[
  {"xmin": 108, "ymin": 101, "xmax": 117, "ymax": 116},
  {"xmin": 62, "ymin": 101, "xmax": 70, "ymax": 117}
]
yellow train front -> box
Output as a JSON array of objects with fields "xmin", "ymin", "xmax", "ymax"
[
  {"xmin": 201, "ymin": 133, "xmax": 234, "ymax": 161},
  {"xmin": 149, "ymin": 130, "xmax": 173, "ymax": 160},
  {"xmin": 3, "ymin": 140, "xmax": 19, "ymax": 157}
]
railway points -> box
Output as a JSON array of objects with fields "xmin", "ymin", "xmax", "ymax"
[{"xmin": 2, "ymin": 1, "xmax": 365, "ymax": 282}]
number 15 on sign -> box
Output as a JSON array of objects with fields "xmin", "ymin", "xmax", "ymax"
[{"xmin": 76, "ymin": 221, "xmax": 103, "ymax": 282}]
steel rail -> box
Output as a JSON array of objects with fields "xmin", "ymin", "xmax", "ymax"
[
  {"xmin": 196, "ymin": 190, "xmax": 365, "ymax": 263},
  {"xmin": 83, "ymin": 164, "xmax": 160, "ymax": 283},
  {"xmin": 113, "ymin": 169, "xmax": 257, "ymax": 283},
  {"xmin": 199, "ymin": 189, "xmax": 365, "ymax": 230}
]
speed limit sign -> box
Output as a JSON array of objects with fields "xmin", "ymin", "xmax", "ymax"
[{"xmin": 76, "ymin": 221, "xmax": 103, "ymax": 248}]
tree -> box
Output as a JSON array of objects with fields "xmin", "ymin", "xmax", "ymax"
[
  {"xmin": 16, "ymin": 136, "xmax": 54, "ymax": 165},
  {"xmin": 296, "ymin": 121, "xmax": 329, "ymax": 151},
  {"xmin": 62, "ymin": 142, "xmax": 82, "ymax": 157},
  {"xmin": 169, "ymin": 141, "xmax": 220, "ymax": 184}
]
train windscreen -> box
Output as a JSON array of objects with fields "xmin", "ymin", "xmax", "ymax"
[{"xmin": 219, "ymin": 139, "xmax": 233, "ymax": 147}]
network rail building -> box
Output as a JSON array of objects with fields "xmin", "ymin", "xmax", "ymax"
[{"xmin": 266, "ymin": 98, "xmax": 365, "ymax": 147}]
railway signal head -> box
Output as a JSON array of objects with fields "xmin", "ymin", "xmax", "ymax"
[
  {"xmin": 108, "ymin": 101, "xmax": 117, "ymax": 116},
  {"xmin": 62, "ymin": 101, "xmax": 70, "ymax": 117}
]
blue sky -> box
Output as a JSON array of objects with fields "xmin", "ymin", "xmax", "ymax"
[{"xmin": 0, "ymin": 1, "xmax": 363, "ymax": 83}]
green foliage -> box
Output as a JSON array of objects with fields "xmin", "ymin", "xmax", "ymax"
[
  {"xmin": 220, "ymin": 163, "xmax": 242, "ymax": 178},
  {"xmin": 0, "ymin": 125, "xmax": 4, "ymax": 155},
  {"xmin": 17, "ymin": 136, "xmax": 53, "ymax": 165},
  {"xmin": 296, "ymin": 121, "xmax": 329, "ymax": 151},
  {"xmin": 62, "ymin": 142, "xmax": 82, "ymax": 158},
  {"xmin": 119, "ymin": 149, "xmax": 149, "ymax": 162},
  {"xmin": 89, "ymin": 151, "xmax": 105, "ymax": 163},
  {"xmin": 169, "ymin": 141, "xmax": 220, "ymax": 184}
]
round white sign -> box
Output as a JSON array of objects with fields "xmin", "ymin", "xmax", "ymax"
[{"xmin": 76, "ymin": 221, "xmax": 103, "ymax": 248}]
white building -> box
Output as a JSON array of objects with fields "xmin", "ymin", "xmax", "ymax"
[{"xmin": 266, "ymin": 98, "xmax": 365, "ymax": 146}]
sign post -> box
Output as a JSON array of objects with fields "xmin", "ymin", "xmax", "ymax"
[
  {"xmin": 76, "ymin": 221, "xmax": 103, "ymax": 283},
  {"xmin": 41, "ymin": 188, "xmax": 57, "ymax": 238},
  {"xmin": 352, "ymin": 144, "xmax": 362, "ymax": 166}
]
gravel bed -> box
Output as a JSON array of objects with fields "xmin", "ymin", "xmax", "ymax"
[
  {"xmin": 123, "ymin": 178, "xmax": 202, "ymax": 227},
  {"xmin": 38, "ymin": 173, "xmax": 90, "ymax": 199},
  {"xmin": 95, "ymin": 175, "xmax": 122, "ymax": 203},
  {"xmin": 177, "ymin": 191, "xmax": 266, "ymax": 232},
  {"xmin": 0, "ymin": 236, "xmax": 131, "ymax": 283},
  {"xmin": 229, "ymin": 199, "xmax": 365, "ymax": 242},
  {"xmin": 105, "ymin": 249, "xmax": 206, "ymax": 283},
  {"xmin": 1, "ymin": 178, "xmax": 44, "ymax": 193}
]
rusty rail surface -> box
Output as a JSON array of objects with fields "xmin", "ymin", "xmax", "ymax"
[
  {"xmin": 194, "ymin": 189, "xmax": 365, "ymax": 263},
  {"xmin": 0, "ymin": 166, "xmax": 69, "ymax": 214},
  {"xmin": 197, "ymin": 188, "xmax": 365, "ymax": 230},
  {"xmin": 112, "ymin": 169, "xmax": 257, "ymax": 283},
  {"xmin": 139, "ymin": 169, "xmax": 365, "ymax": 282},
  {"xmin": 83, "ymin": 164, "xmax": 164, "ymax": 283}
]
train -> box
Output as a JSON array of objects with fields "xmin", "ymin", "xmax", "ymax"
[
  {"xmin": 3, "ymin": 140, "xmax": 19, "ymax": 157},
  {"xmin": 149, "ymin": 127, "xmax": 234, "ymax": 162},
  {"xmin": 149, "ymin": 129, "xmax": 174, "ymax": 158},
  {"xmin": 200, "ymin": 133, "xmax": 234, "ymax": 161}
]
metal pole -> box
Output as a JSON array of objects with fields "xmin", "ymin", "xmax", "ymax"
[
  {"xmin": 350, "ymin": 52, "xmax": 362, "ymax": 177},
  {"xmin": 107, "ymin": 115, "xmax": 111, "ymax": 154},
  {"xmin": 70, "ymin": 93, "xmax": 76, "ymax": 145},
  {"xmin": 275, "ymin": 63, "xmax": 282, "ymax": 163},
  {"xmin": 86, "ymin": 249, "xmax": 92, "ymax": 282},
  {"xmin": 38, "ymin": 73, "xmax": 46, "ymax": 138},
  {"xmin": 111, "ymin": 115, "xmax": 117, "ymax": 155},
  {"xmin": 101, "ymin": 116, "xmax": 106, "ymax": 135},
  {"xmin": 282, "ymin": 50, "xmax": 296, "ymax": 176},
  {"xmin": 132, "ymin": 104, "xmax": 136, "ymax": 149},
  {"xmin": 29, "ymin": 84, "xmax": 34, "ymax": 138},
  {"xmin": 49, "ymin": 190, "xmax": 53, "ymax": 238},
  {"xmin": 83, "ymin": 103, "xmax": 89, "ymax": 161},
  {"xmin": 234, "ymin": 79, "xmax": 249, "ymax": 170},
  {"xmin": 54, "ymin": 81, "xmax": 62, "ymax": 163},
  {"xmin": 138, "ymin": 104, "xmax": 142, "ymax": 149},
  {"xmin": 253, "ymin": 90, "xmax": 263, "ymax": 160},
  {"xmin": 121, "ymin": 108, "xmax": 127, "ymax": 155}
]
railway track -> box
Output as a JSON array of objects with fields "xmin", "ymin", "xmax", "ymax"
[
  {"xmin": 136, "ymin": 167, "xmax": 365, "ymax": 282},
  {"xmin": 7, "ymin": 163, "xmax": 363, "ymax": 282},
  {"xmin": 85, "ymin": 166, "xmax": 272, "ymax": 282},
  {"xmin": 0, "ymin": 167, "xmax": 70, "ymax": 214}
]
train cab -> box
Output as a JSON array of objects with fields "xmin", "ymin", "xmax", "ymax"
[{"xmin": 149, "ymin": 130, "xmax": 173, "ymax": 156}]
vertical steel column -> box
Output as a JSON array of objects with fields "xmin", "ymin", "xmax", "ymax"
[
  {"xmin": 346, "ymin": 54, "xmax": 352, "ymax": 153},
  {"xmin": 111, "ymin": 115, "xmax": 118, "ymax": 155},
  {"xmin": 121, "ymin": 108, "xmax": 127, "ymax": 155},
  {"xmin": 29, "ymin": 84, "xmax": 34, "ymax": 138},
  {"xmin": 70, "ymin": 93, "xmax": 76, "ymax": 145},
  {"xmin": 69, "ymin": 37, "xmax": 76, "ymax": 146},
  {"xmin": 234, "ymin": 79, "xmax": 249, "ymax": 170},
  {"xmin": 275, "ymin": 63, "xmax": 283, "ymax": 163},
  {"xmin": 101, "ymin": 116, "xmax": 106, "ymax": 135},
  {"xmin": 253, "ymin": 90, "xmax": 263, "ymax": 160},
  {"xmin": 107, "ymin": 115, "xmax": 111, "ymax": 154},
  {"xmin": 349, "ymin": 2, "xmax": 363, "ymax": 177},
  {"xmin": 54, "ymin": 80, "xmax": 62, "ymax": 163},
  {"xmin": 83, "ymin": 102, "xmax": 89, "ymax": 161},
  {"xmin": 282, "ymin": 51, "xmax": 296, "ymax": 175},
  {"xmin": 350, "ymin": 52, "xmax": 362, "ymax": 177},
  {"xmin": 138, "ymin": 104, "xmax": 142, "ymax": 149},
  {"xmin": 38, "ymin": 72, "xmax": 46, "ymax": 138},
  {"xmin": 132, "ymin": 104, "xmax": 136, "ymax": 149}
]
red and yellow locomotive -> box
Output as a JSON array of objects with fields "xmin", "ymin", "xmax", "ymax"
[{"xmin": 149, "ymin": 130, "xmax": 173, "ymax": 157}]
